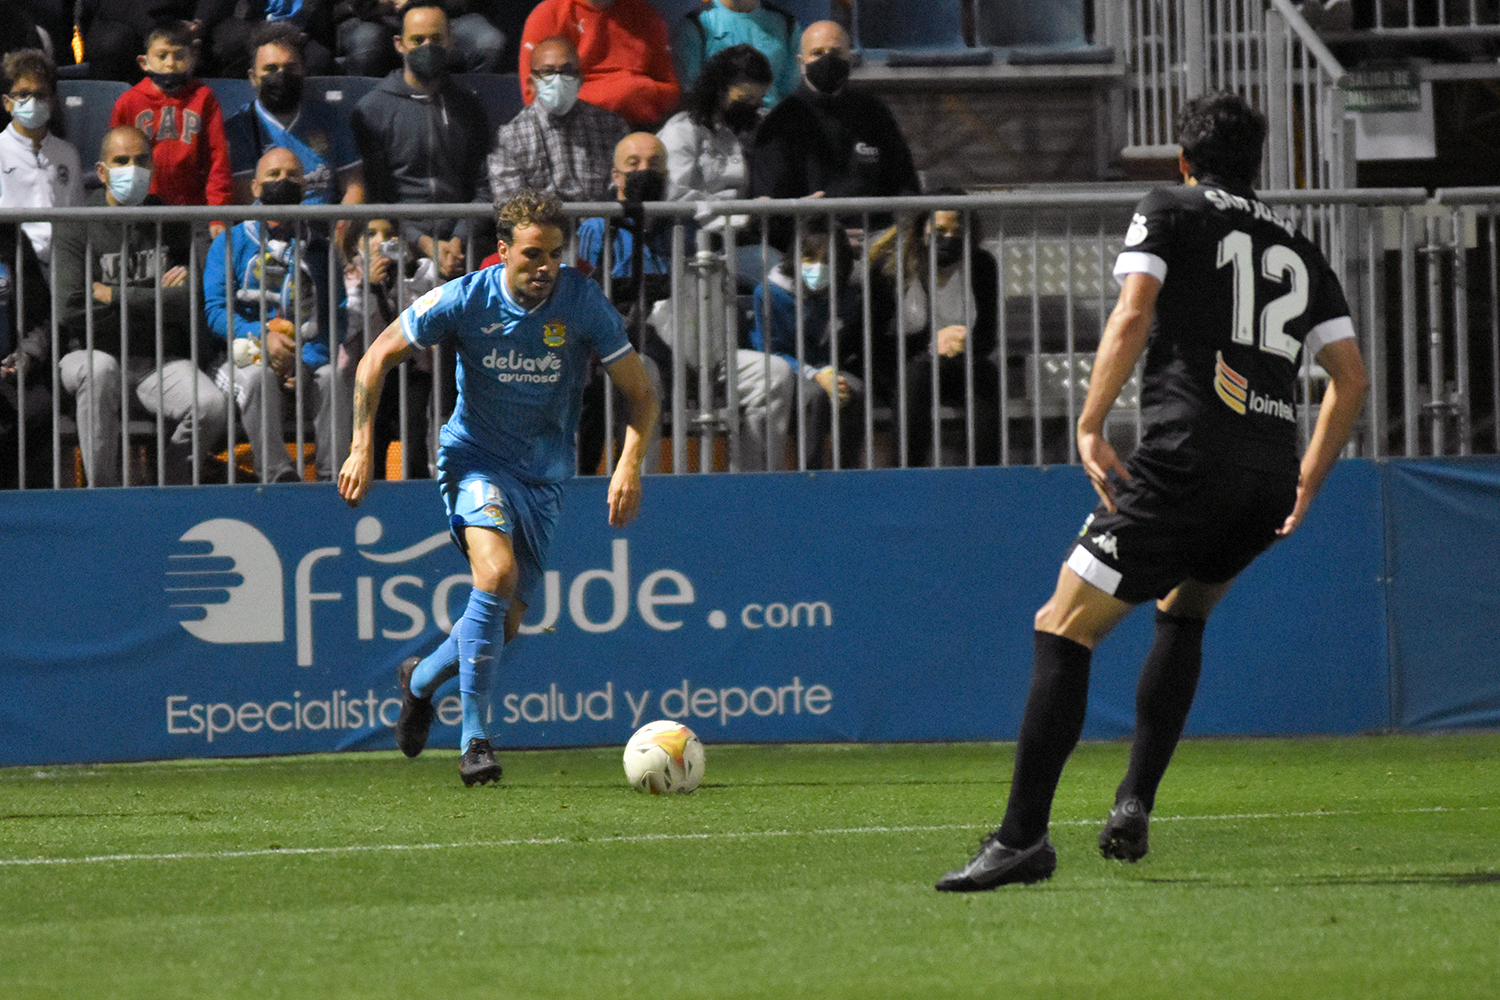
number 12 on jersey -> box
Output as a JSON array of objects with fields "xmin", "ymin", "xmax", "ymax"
[{"xmin": 1217, "ymin": 230, "xmax": 1308, "ymax": 363}]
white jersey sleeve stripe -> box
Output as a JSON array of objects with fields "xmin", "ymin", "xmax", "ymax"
[
  {"xmin": 400, "ymin": 310, "xmax": 421, "ymax": 346},
  {"xmin": 1113, "ymin": 251, "xmax": 1167, "ymax": 284},
  {"xmin": 599, "ymin": 341, "xmax": 633, "ymax": 366},
  {"xmin": 1305, "ymin": 315, "xmax": 1355, "ymax": 361}
]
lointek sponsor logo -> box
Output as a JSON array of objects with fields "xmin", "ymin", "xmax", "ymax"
[{"xmin": 170, "ymin": 521, "xmax": 834, "ymax": 666}]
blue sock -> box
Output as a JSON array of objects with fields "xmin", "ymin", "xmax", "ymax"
[
  {"xmin": 410, "ymin": 634, "xmax": 458, "ymax": 699},
  {"xmin": 455, "ymin": 589, "xmax": 507, "ymax": 748}
]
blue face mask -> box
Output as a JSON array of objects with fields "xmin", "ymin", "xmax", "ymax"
[
  {"xmin": 8, "ymin": 95, "xmax": 50, "ymax": 131},
  {"xmin": 532, "ymin": 71, "xmax": 581, "ymax": 116},
  {"xmin": 106, "ymin": 164, "xmax": 152, "ymax": 206},
  {"xmin": 801, "ymin": 261, "xmax": 830, "ymax": 293}
]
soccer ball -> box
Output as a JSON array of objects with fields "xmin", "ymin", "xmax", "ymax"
[{"xmin": 622, "ymin": 720, "xmax": 705, "ymax": 794}]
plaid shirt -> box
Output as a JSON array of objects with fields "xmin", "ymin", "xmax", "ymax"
[{"xmin": 487, "ymin": 100, "xmax": 630, "ymax": 204}]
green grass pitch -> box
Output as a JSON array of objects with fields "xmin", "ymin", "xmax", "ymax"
[{"xmin": 2, "ymin": 733, "xmax": 1497, "ymax": 999}]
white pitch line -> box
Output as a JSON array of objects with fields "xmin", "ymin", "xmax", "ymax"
[{"xmin": 0, "ymin": 805, "xmax": 1491, "ymax": 868}]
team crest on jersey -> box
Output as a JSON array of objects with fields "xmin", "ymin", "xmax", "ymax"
[
  {"xmin": 1124, "ymin": 213, "xmax": 1148, "ymax": 247},
  {"xmin": 482, "ymin": 503, "xmax": 507, "ymax": 528},
  {"xmin": 411, "ymin": 286, "xmax": 443, "ymax": 318},
  {"xmin": 1214, "ymin": 350, "xmax": 1249, "ymax": 415},
  {"xmin": 542, "ymin": 321, "xmax": 566, "ymax": 347}
]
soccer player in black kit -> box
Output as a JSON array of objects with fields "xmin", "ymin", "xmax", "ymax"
[{"xmin": 936, "ymin": 92, "xmax": 1370, "ymax": 891}]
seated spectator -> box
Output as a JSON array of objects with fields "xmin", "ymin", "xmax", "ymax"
[
  {"xmin": 487, "ymin": 34, "xmax": 628, "ymax": 205},
  {"xmin": 0, "ymin": 221, "xmax": 54, "ymax": 489},
  {"xmin": 869, "ymin": 203, "xmax": 1000, "ymax": 467},
  {"xmin": 205, "ymin": 147, "xmax": 350, "ymax": 482},
  {"xmin": 747, "ymin": 20, "xmax": 919, "ymax": 247},
  {"xmin": 519, "ymin": 0, "xmax": 680, "ymax": 129},
  {"xmin": 657, "ymin": 43, "xmax": 775, "ymax": 288},
  {"xmin": 224, "ymin": 21, "xmax": 364, "ymax": 207},
  {"xmin": 110, "ymin": 19, "xmax": 234, "ymax": 237},
  {"xmin": 48, "ymin": 126, "xmax": 228, "ymax": 487},
  {"xmin": 351, "ymin": 3, "xmax": 490, "ymax": 282},
  {"xmin": 195, "ymin": 0, "xmax": 336, "ymax": 78},
  {"xmin": 749, "ymin": 218, "xmax": 865, "ymax": 469},
  {"xmin": 0, "ymin": 48, "xmax": 84, "ymax": 274},
  {"xmin": 341, "ymin": 216, "xmax": 439, "ymax": 478},
  {"xmin": 576, "ymin": 131, "xmax": 795, "ymax": 473},
  {"xmin": 574, "ymin": 132, "xmax": 672, "ymax": 473},
  {"xmin": 673, "ymin": 0, "xmax": 800, "ymax": 110},
  {"xmin": 334, "ymin": 0, "xmax": 506, "ymax": 78}
]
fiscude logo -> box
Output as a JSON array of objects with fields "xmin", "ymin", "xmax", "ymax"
[
  {"xmin": 168, "ymin": 519, "xmax": 286, "ymax": 644},
  {"xmin": 170, "ymin": 519, "xmax": 835, "ymax": 667}
]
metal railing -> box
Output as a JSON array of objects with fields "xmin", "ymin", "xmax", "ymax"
[
  {"xmin": 8, "ymin": 186, "xmax": 1495, "ymax": 493},
  {"xmin": 1097, "ymin": 0, "xmax": 1354, "ymax": 191}
]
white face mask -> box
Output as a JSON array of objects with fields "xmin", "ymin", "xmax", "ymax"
[
  {"xmin": 533, "ymin": 72, "xmax": 581, "ymax": 116},
  {"xmin": 8, "ymin": 95, "xmax": 51, "ymax": 131},
  {"xmin": 801, "ymin": 261, "xmax": 830, "ymax": 293},
  {"xmin": 106, "ymin": 164, "xmax": 153, "ymax": 206}
]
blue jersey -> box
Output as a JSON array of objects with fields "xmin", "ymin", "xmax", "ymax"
[
  {"xmin": 224, "ymin": 100, "xmax": 360, "ymax": 205},
  {"xmin": 401, "ymin": 265, "xmax": 631, "ymax": 485}
]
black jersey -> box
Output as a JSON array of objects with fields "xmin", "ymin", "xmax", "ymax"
[{"xmin": 1114, "ymin": 180, "xmax": 1354, "ymax": 473}]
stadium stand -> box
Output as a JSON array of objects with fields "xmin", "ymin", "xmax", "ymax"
[
  {"xmin": 203, "ymin": 77, "xmax": 255, "ymax": 119},
  {"xmin": 453, "ymin": 72, "xmax": 523, "ymax": 135},
  {"xmin": 56, "ymin": 79, "xmax": 128, "ymax": 186}
]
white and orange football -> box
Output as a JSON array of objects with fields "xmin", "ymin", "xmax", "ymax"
[{"xmin": 622, "ymin": 720, "xmax": 705, "ymax": 794}]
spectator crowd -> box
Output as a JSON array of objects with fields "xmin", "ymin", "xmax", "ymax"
[{"xmin": 0, "ymin": 1, "xmax": 999, "ymax": 487}]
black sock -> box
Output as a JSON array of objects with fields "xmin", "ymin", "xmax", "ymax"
[
  {"xmin": 1116, "ymin": 610, "xmax": 1206, "ymax": 813},
  {"xmin": 997, "ymin": 631, "xmax": 1093, "ymax": 847}
]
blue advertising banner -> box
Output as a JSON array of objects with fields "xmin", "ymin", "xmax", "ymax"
[
  {"xmin": 1, "ymin": 462, "xmax": 1389, "ymax": 767},
  {"xmin": 1386, "ymin": 457, "xmax": 1500, "ymax": 729}
]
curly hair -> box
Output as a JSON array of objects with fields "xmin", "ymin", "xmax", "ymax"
[
  {"xmin": 496, "ymin": 189, "xmax": 570, "ymax": 244},
  {"xmin": 2, "ymin": 48, "xmax": 57, "ymax": 97},
  {"xmin": 1175, "ymin": 91, "xmax": 1267, "ymax": 188},
  {"xmin": 684, "ymin": 44, "xmax": 773, "ymax": 130},
  {"xmin": 867, "ymin": 189, "xmax": 979, "ymax": 286}
]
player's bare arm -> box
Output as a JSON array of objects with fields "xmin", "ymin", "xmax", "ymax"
[
  {"xmin": 604, "ymin": 351, "xmax": 660, "ymax": 528},
  {"xmin": 1277, "ymin": 336, "xmax": 1368, "ymax": 536},
  {"xmin": 338, "ymin": 318, "xmax": 416, "ymax": 508},
  {"xmin": 1078, "ymin": 272, "xmax": 1159, "ymax": 510}
]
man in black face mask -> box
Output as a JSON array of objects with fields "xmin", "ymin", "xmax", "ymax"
[
  {"xmin": 351, "ymin": 4, "xmax": 491, "ymax": 280},
  {"xmin": 225, "ymin": 22, "xmax": 365, "ymax": 208},
  {"xmin": 747, "ymin": 20, "xmax": 920, "ymax": 248},
  {"xmin": 206, "ymin": 147, "xmax": 353, "ymax": 483},
  {"xmin": 574, "ymin": 132, "xmax": 675, "ymax": 475}
]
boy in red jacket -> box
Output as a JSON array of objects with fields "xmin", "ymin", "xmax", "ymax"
[{"xmin": 110, "ymin": 21, "xmax": 233, "ymax": 237}]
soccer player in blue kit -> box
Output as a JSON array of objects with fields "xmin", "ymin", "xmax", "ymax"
[
  {"xmin": 338, "ymin": 190, "xmax": 659, "ymax": 787},
  {"xmin": 936, "ymin": 93, "xmax": 1369, "ymax": 889}
]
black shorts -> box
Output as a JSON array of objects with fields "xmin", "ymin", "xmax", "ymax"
[{"xmin": 1064, "ymin": 454, "xmax": 1297, "ymax": 605}]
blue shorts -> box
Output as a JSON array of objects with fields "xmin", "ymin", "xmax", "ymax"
[{"xmin": 437, "ymin": 444, "xmax": 563, "ymax": 610}]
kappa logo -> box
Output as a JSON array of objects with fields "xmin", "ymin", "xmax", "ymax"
[{"xmin": 1091, "ymin": 531, "xmax": 1120, "ymax": 558}]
